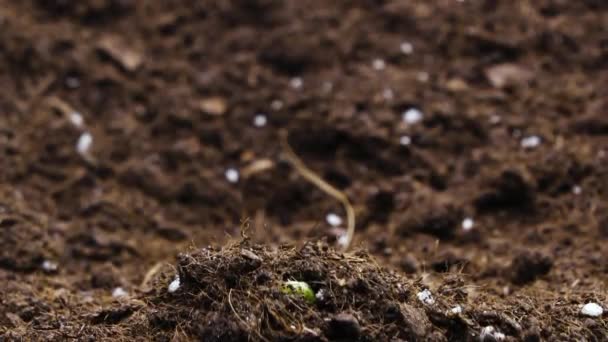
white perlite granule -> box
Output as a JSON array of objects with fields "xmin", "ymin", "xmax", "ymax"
[
  {"xmin": 326, "ymin": 213, "xmax": 343, "ymax": 227},
  {"xmin": 581, "ymin": 302, "xmax": 603, "ymax": 317},
  {"xmin": 417, "ymin": 289, "xmax": 435, "ymax": 305},
  {"xmin": 76, "ymin": 132, "xmax": 93, "ymax": 155},
  {"xmin": 402, "ymin": 108, "xmax": 423, "ymax": 124},
  {"xmin": 168, "ymin": 276, "xmax": 181, "ymax": 293},
  {"xmin": 225, "ymin": 168, "xmax": 239, "ymax": 183},
  {"xmin": 521, "ymin": 135, "xmax": 541, "ymax": 149}
]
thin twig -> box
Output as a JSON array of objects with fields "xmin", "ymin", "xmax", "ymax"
[{"xmin": 279, "ymin": 130, "xmax": 356, "ymax": 251}]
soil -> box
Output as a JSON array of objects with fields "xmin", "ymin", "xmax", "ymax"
[{"xmin": 1, "ymin": 0, "xmax": 607, "ymax": 340}]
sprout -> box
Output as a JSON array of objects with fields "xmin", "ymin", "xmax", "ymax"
[{"xmin": 282, "ymin": 280, "xmax": 315, "ymax": 304}]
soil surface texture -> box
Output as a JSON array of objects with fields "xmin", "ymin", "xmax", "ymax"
[{"xmin": 1, "ymin": 0, "xmax": 608, "ymax": 341}]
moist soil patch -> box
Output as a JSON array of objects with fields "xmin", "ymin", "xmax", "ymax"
[{"xmin": 1, "ymin": 1, "xmax": 608, "ymax": 340}]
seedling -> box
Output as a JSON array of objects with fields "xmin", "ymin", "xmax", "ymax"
[{"xmin": 281, "ymin": 280, "xmax": 315, "ymax": 304}]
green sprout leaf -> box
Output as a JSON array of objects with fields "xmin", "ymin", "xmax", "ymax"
[{"xmin": 281, "ymin": 280, "xmax": 315, "ymax": 304}]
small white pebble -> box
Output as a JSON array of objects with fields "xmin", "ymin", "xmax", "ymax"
[
  {"xmin": 337, "ymin": 234, "xmax": 349, "ymax": 248},
  {"xmin": 112, "ymin": 287, "xmax": 128, "ymax": 298},
  {"xmin": 382, "ymin": 88, "xmax": 394, "ymax": 100},
  {"xmin": 417, "ymin": 289, "xmax": 435, "ymax": 305},
  {"xmin": 315, "ymin": 288, "xmax": 326, "ymax": 301},
  {"xmin": 225, "ymin": 168, "xmax": 239, "ymax": 183},
  {"xmin": 521, "ymin": 135, "xmax": 541, "ymax": 149},
  {"xmin": 399, "ymin": 136, "xmax": 412, "ymax": 146},
  {"xmin": 402, "ymin": 108, "xmax": 424, "ymax": 124},
  {"xmin": 270, "ymin": 99, "xmax": 283, "ymax": 111},
  {"xmin": 480, "ymin": 326, "xmax": 505, "ymax": 341},
  {"xmin": 326, "ymin": 213, "xmax": 343, "ymax": 227},
  {"xmin": 572, "ymin": 185, "xmax": 582, "ymax": 195},
  {"xmin": 290, "ymin": 77, "xmax": 303, "ymax": 89},
  {"xmin": 581, "ymin": 302, "xmax": 603, "ymax": 317},
  {"xmin": 41, "ymin": 260, "xmax": 58, "ymax": 272},
  {"xmin": 253, "ymin": 114, "xmax": 267, "ymax": 127},
  {"xmin": 417, "ymin": 71, "xmax": 429, "ymax": 82},
  {"xmin": 400, "ymin": 41, "xmax": 414, "ymax": 55},
  {"xmin": 372, "ymin": 58, "xmax": 386, "ymax": 70},
  {"xmin": 450, "ymin": 305, "xmax": 463, "ymax": 314},
  {"xmin": 489, "ymin": 115, "xmax": 501, "ymax": 124},
  {"xmin": 168, "ymin": 276, "xmax": 181, "ymax": 293},
  {"xmin": 66, "ymin": 77, "xmax": 80, "ymax": 89},
  {"xmin": 76, "ymin": 132, "xmax": 93, "ymax": 155},
  {"xmin": 462, "ymin": 217, "xmax": 474, "ymax": 231},
  {"xmin": 69, "ymin": 112, "xmax": 84, "ymax": 128}
]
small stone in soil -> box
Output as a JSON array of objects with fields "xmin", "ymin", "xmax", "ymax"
[
  {"xmin": 253, "ymin": 114, "xmax": 267, "ymax": 127},
  {"xmin": 399, "ymin": 135, "xmax": 412, "ymax": 146},
  {"xmin": 489, "ymin": 115, "xmax": 501, "ymax": 124},
  {"xmin": 520, "ymin": 135, "xmax": 541, "ymax": 149},
  {"xmin": 290, "ymin": 77, "xmax": 303, "ymax": 89},
  {"xmin": 450, "ymin": 305, "xmax": 463, "ymax": 314},
  {"xmin": 41, "ymin": 260, "xmax": 58, "ymax": 272},
  {"xmin": 402, "ymin": 108, "xmax": 424, "ymax": 124},
  {"xmin": 76, "ymin": 132, "xmax": 93, "ymax": 155},
  {"xmin": 417, "ymin": 289, "xmax": 435, "ymax": 305},
  {"xmin": 510, "ymin": 251, "xmax": 553, "ymax": 285},
  {"xmin": 462, "ymin": 217, "xmax": 474, "ymax": 231},
  {"xmin": 270, "ymin": 99, "xmax": 283, "ymax": 110},
  {"xmin": 326, "ymin": 213, "xmax": 343, "ymax": 227},
  {"xmin": 168, "ymin": 276, "xmax": 180, "ymax": 293},
  {"xmin": 325, "ymin": 313, "xmax": 361, "ymax": 339},
  {"xmin": 66, "ymin": 76, "xmax": 80, "ymax": 88},
  {"xmin": 372, "ymin": 58, "xmax": 386, "ymax": 70},
  {"xmin": 337, "ymin": 234, "xmax": 349, "ymax": 248},
  {"xmin": 225, "ymin": 168, "xmax": 239, "ymax": 183},
  {"xmin": 581, "ymin": 302, "xmax": 603, "ymax": 317},
  {"xmin": 69, "ymin": 112, "xmax": 84, "ymax": 128},
  {"xmin": 480, "ymin": 326, "xmax": 505, "ymax": 341},
  {"xmin": 400, "ymin": 41, "xmax": 414, "ymax": 54},
  {"xmin": 417, "ymin": 71, "xmax": 429, "ymax": 82},
  {"xmin": 112, "ymin": 287, "xmax": 128, "ymax": 298},
  {"xmin": 382, "ymin": 88, "xmax": 394, "ymax": 100}
]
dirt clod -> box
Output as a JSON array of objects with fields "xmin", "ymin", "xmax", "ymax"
[
  {"xmin": 509, "ymin": 251, "xmax": 553, "ymax": 285},
  {"xmin": 325, "ymin": 313, "xmax": 361, "ymax": 340}
]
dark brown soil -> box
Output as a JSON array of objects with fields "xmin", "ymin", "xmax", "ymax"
[{"xmin": 1, "ymin": 0, "xmax": 608, "ymax": 340}]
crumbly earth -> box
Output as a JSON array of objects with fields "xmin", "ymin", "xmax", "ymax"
[{"xmin": 1, "ymin": 0, "xmax": 607, "ymax": 340}]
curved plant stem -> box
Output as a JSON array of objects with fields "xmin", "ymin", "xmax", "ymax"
[{"xmin": 280, "ymin": 130, "xmax": 356, "ymax": 251}]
